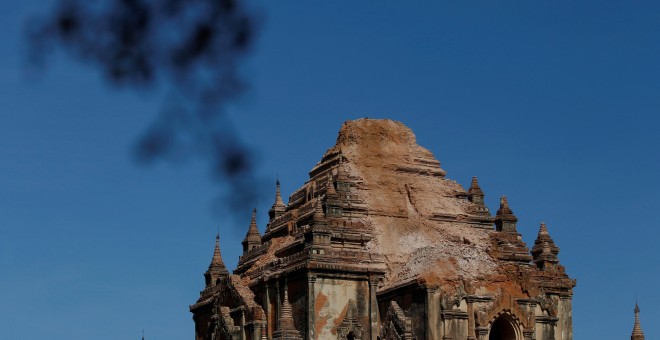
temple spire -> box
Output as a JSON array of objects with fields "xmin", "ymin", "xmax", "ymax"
[
  {"xmin": 532, "ymin": 222, "xmax": 560, "ymax": 269},
  {"xmin": 494, "ymin": 195, "xmax": 518, "ymax": 232},
  {"xmin": 467, "ymin": 176, "xmax": 484, "ymax": 202},
  {"xmin": 242, "ymin": 208, "xmax": 262, "ymax": 253},
  {"xmin": 269, "ymin": 178, "xmax": 287, "ymax": 220},
  {"xmin": 273, "ymin": 279, "xmax": 302, "ymax": 339},
  {"xmin": 275, "ymin": 178, "xmax": 284, "ymax": 206},
  {"xmin": 313, "ymin": 196, "xmax": 326, "ymax": 222},
  {"xmin": 326, "ymin": 174, "xmax": 337, "ymax": 197},
  {"xmin": 631, "ymin": 302, "xmax": 645, "ymax": 340},
  {"xmin": 466, "ymin": 176, "xmax": 489, "ymax": 216},
  {"xmin": 280, "ymin": 286, "xmax": 295, "ymax": 329},
  {"xmin": 204, "ymin": 232, "xmax": 229, "ymax": 287}
]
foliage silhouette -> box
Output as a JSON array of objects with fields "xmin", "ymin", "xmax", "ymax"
[{"xmin": 27, "ymin": 0, "xmax": 264, "ymax": 215}]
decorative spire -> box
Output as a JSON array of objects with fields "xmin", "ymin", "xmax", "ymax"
[
  {"xmin": 204, "ymin": 232, "xmax": 229, "ymax": 287},
  {"xmin": 242, "ymin": 208, "xmax": 262, "ymax": 253},
  {"xmin": 632, "ymin": 302, "xmax": 645, "ymax": 340},
  {"xmin": 269, "ymin": 178, "xmax": 287, "ymax": 220},
  {"xmin": 273, "ymin": 280, "xmax": 302, "ymax": 339},
  {"xmin": 280, "ymin": 286, "xmax": 295, "ymax": 329},
  {"xmin": 531, "ymin": 222, "xmax": 560, "ymax": 269},
  {"xmin": 494, "ymin": 195, "xmax": 518, "ymax": 232},
  {"xmin": 275, "ymin": 178, "xmax": 284, "ymax": 206},
  {"xmin": 313, "ymin": 196, "xmax": 326, "ymax": 222},
  {"xmin": 326, "ymin": 174, "xmax": 337, "ymax": 197},
  {"xmin": 467, "ymin": 176, "xmax": 484, "ymax": 199},
  {"xmin": 466, "ymin": 176, "xmax": 489, "ymax": 216},
  {"xmin": 211, "ymin": 234, "xmax": 226, "ymax": 270}
]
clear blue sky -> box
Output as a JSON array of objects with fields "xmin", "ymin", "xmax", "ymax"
[{"xmin": 1, "ymin": 1, "xmax": 659, "ymax": 339}]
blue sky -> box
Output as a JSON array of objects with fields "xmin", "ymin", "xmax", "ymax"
[{"xmin": 1, "ymin": 1, "xmax": 659, "ymax": 339}]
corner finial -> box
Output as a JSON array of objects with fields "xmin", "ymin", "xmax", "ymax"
[
  {"xmin": 326, "ymin": 174, "xmax": 337, "ymax": 196},
  {"xmin": 269, "ymin": 176, "xmax": 287, "ymax": 221},
  {"xmin": 494, "ymin": 195, "xmax": 517, "ymax": 232},
  {"xmin": 243, "ymin": 207, "xmax": 262, "ymax": 251},
  {"xmin": 276, "ymin": 276, "xmax": 300, "ymax": 336},
  {"xmin": 205, "ymin": 227, "xmax": 228, "ymax": 285},
  {"xmin": 500, "ymin": 195, "xmax": 509, "ymax": 209},
  {"xmin": 467, "ymin": 176, "xmax": 487, "ymax": 209},
  {"xmin": 313, "ymin": 196, "xmax": 326, "ymax": 222},
  {"xmin": 470, "ymin": 176, "xmax": 480, "ymax": 189},
  {"xmin": 274, "ymin": 178, "xmax": 284, "ymax": 205},
  {"xmin": 532, "ymin": 222, "xmax": 560, "ymax": 269},
  {"xmin": 632, "ymin": 301, "xmax": 644, "ymax": 339}
]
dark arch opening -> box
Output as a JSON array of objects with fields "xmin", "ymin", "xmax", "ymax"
[
  {"xmin": 346, "ymin": 331, "xmax": 355, "ymax": 340},
  {"xmin": 489, "ymin": 315, "xmax": 516, "ymax": 340}
]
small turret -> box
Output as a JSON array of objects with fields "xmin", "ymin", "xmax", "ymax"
[
  {"xmin": 631, "ymin": 302, "xmax": 645, "ymax": 340},
  {"xmin": 273, "ymin": 280, "xmax": 302, "ymax": 339},
  {"xmin": 467, "ymin": 176, "xmax": 484, "ymax": 205},
  {"xmin": 326, "ymin": 174, "xmax": 338, "ymax": 198},
  {"xmin": 494, "ymin": 196, "xmax": 518, "ymax": 232},
  {"xmin": 242, "ymin": 208, "xmax": 262, "ymax": 253},
  {"xmin": 313, "ymin": 196, "xmax": 326, "ymax": 223},
  {"xmin": 279, "ymin": 286, "xmax": 296, "ymax": 330},
  {"xmin": 531, "ymin": 222, "xmax": 560, "ymax": 269},
  {"xmin": 467, "ymin": 176, "xmax": 490, "ymax": 217},
  {"xmin": 269, "ymin": 178, "xmax": 287, "ymax": 220},
  {"xmin": 204, "ymin": 233, "xmax": 229, "ymax": 287}
]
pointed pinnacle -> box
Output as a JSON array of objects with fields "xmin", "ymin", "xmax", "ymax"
[
  {"xmin": 313, "ymin": 197, "xmax": 325, "ymax": 221},
  {"xmin": 500, "ymin": 195, "xmax": 509, "ymax": 209},
  {"xmin": 279, "ymin": 284, "xmax": 297, "ymax": 330},
  {"xmin": 213, "ymin": 236, "xmax": 221, "ymax": 260},
  {"xmin": 282, "ymin": 288, "xmax": 292, "ymax": 318},
  {"xmin": 326, "ymin": 174, "xmax": 337, "ymax": 196},
  {"xmin": 470, "ymin": 176, "xmax": 480, "ymax": 189},
  {"xmin": 247, "ymin": 208, "xmax": 260, "ymax": 236},
  {"xmin": 208, "ymin": 233, "xmax": 228, "ymax": 273},
  {"xmin": 632, "ymin": 301, "xmax": 644, "ymax": 338},
  {"xmin": 495, "ymin": 195, "xmax": 517, "ymax": 220},
  {"xmin": 274, "ymin": 179, "xmax": 285, "ymax": 206},
  {"xmin": 467, "ymin": 176, "xmax": 484, "ymax": 198}
]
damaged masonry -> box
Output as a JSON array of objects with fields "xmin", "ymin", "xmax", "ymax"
[{"xmin": 190, "ymin": 119, "xmax": 576, "ymax": 340}]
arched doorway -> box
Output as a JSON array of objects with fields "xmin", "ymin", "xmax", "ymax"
[{"xmin": 489, "ymin": 315, "xmax": 517, "ymax": 340}]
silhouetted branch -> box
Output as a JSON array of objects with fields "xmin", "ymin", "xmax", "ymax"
[{"xmin": 27, "ymin": 0, "xmax": 263, "ymax": 216}]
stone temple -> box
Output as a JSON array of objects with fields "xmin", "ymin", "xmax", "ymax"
[{"xmin": 190, "ymin": 119, "xmax": 576, "ymax": 340}]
